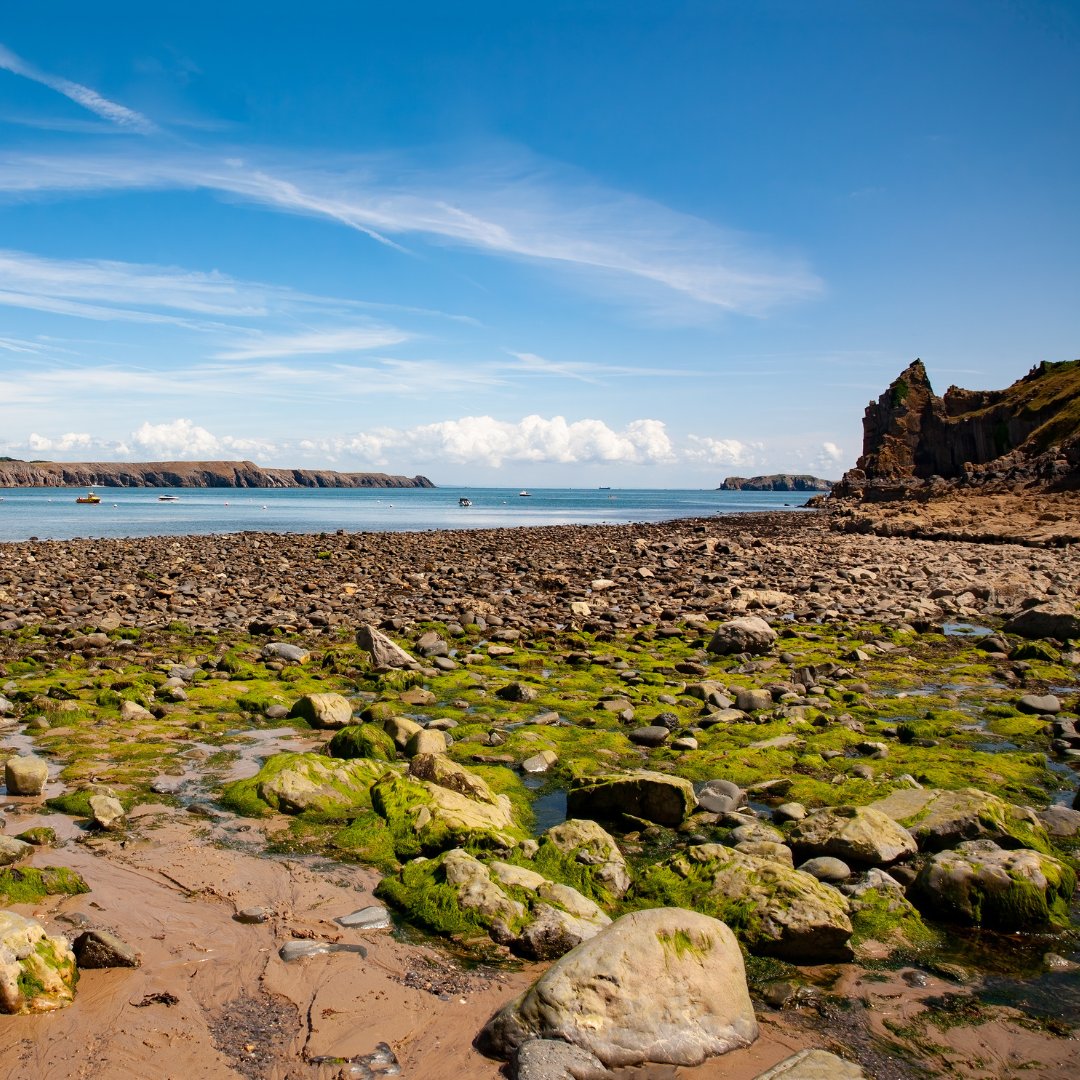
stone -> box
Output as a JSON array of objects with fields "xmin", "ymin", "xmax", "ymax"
[
  {"xmin": 4, "ymin": 755, "xmax": 49, "ymax": 796},
  {"xmin": 628, "ymin": 725, "xmax": 670, "ymax": 747},
  {"xmin": 72, "ymin": 929, "xmax": 140, "ymax": 969},
  {"xmin": 788, "ymin": 806, "xmax": 918, "ymax": 867},
  {"xmin": 0, "ymin": 911, "xmax": 77, "ymax": 1013},
  {"xmin": 260, "ymin": 642, "xmax": 310, "ymax": 664},
  {"xmin": 405, "ymin": 728, "xmax": 448, "ymax": 757},
  {"xmin": 1039, "ymin": 804, "xmax": 1080, "ymax": 838},
  {"xmin": 753, "ymin": 1048, "xmax": 866, "ymax": 1079},
  {"xmin": 1003, "ymin": 604, "xmax": 1080, "ymax": 641},
  {"xmin": 697, "ymin": 779, "xmax": 745, "ymax": 814},
  {"xmin": 567, "ymin": 770, "xmax": 697, "ymax": 827},
  {"xmin": 869, "ymin": 787, "xmax": 1048, "ymax": 852},
  {"xmin": 289, "ymin": 692, "xmax": 354, "ymax": 729},
  {"xmin": 382, "ymin": 713, "xmax": 424, "ymax": 750},
  {"xmin": 477, "ymin": 907, "xmax": 758, "ymax": 1068},
  {"xmin": 496, "ymin": 682, "xmax": 539, "ymax": 703},
  {"xmin": 543, "ymin": 819, "xmax": 632, "ymax": 898},
  {"xmin": 512, "ymin": 1039, "xmax": 606, "ymax": 1080},
  {"xmin": 0, "ymin": 837, "xmax": 32, "ymax": 867},
  {"xmin": 408, "ymin": 753, "xmax": 499, "ymax": 804},
  {"xmin": 327, "ymin": 723, "xmax": 397, "ymax": 761},
  {"xmin": 119, "ymin": 700, "xmax": 154, "ymax": 722},
  {"xmin": 88, "ymin": 795, "xmax": 126, "ymax": 831},
  {"xmin": 356, "ymin": 624, "xmax": 417, "ymax": 668},
  {"xmin": 641, "ymin": 846, "xmax": 853, "ymax": 962},
  {"xmin": 1017, "ymin": 693, "xmax": 1061, "ymax": 715},
  {"xmin": 707, "ymin": 616, "xmax": 777, "ymax": 656},
  {"xmin": 234, "ymin": 907, "xmax": 272, "ymax": 924},
  {"xmin": 798, "ymin": 857, "xmax": 851, "ymax": 883},
  {"xmin": 252, "ymin": 753, "xmax": 394, "ymax": 815},
  {"xmin": 912, "ymin": 841, "xmax": 1076, "ymax": 929},
  {"xmin": 335, "ymin": 905, "xmax": 393, "ymax": 930},
  {"xmin": 735, "ymin": 687, "xmax": 774, "ymax": 712},
  {"xmin": 522, "ymin": 750, "xmax": 558, "ymax": 774}
]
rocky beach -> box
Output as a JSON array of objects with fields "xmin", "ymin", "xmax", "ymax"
[{"xmin": 0, "ymin": 505, "xmax": 1077, "ymax": 1079}]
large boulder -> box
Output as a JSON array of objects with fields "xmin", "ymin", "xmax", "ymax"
[
  {"xmin": 288, "ymin": 692, "xmax": 354, "ymax": 730},
  {"xmin": 0, "ymin": 911, "xmax": 77, "ymax": 1013},
  {"xmin": 635, "ymin": 846, "xmax": 853, "ymax": 963},
  {"xmin": 869, "ymin": 787, "xmax": 1049, "ymax": 852},
  {"xmin": 356, "ymin": 624, "xmax": 418, "ymax": 669},
  {"xmin": 706, "ymin": 616, "xmax": 777, "ymax": 656},
  {"xmin": 542, "ymin": 819, "xmax": 631, "ymax": 898},
  {"xmin": 566, "ymin": 770, "xmax": 696, "ymax": 828},
  {"xmin": 5, "ymin": 755, "xmax": 49, "ymax": 796},
  {"xmin": 1002, "ymin": 604, "xmax": 1080, "ymax": 641},
  {"xmin": 787, "ymin": 806, "xmax": 918, "ymax": 868},
  {"xmin": 327, "ymin": 723, "xmax": 397, "ymax": 761},
  {"xmin": 230, "ymin": 752, "xmax": 395, "ymax": 815},
  {"xmin": 477, "ymin": 907, "xmax": 758, "ymax": 1069},
  {"xmin": 911, "ymin": 840, "xmax": 1076, "ymax": 929},
  {"xmin": 371, "ymin": 769, "xmax": 523, "ymax": 857},
  {"xmin": 376, "ymin": 848, "xmax": 610, "ymax": 960}
]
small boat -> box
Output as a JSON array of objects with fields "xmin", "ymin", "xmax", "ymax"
[
  {"xmin": 518, "ymin": 489, "xmax": 531, "ymax": 497},
  {"xmin": 598, "ymin": 486, "xmax": 611, "ymax": 490},
  {"xmin": 458, "ymin": 497, "xmax": 472, "ymax": 507},
  {"xmin": 75, "ymin": 491, "xmax": 101, "ymax": 504},
  {"xmin": 158, "ymin": 494, "xmax": 180, "ymax": 502}
]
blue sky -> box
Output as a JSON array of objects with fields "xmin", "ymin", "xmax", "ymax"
[{"xmin": 1, "ymin": 1, "xmax": 1077, "ymax": 486}]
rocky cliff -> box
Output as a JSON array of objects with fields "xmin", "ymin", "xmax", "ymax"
[
  {"xmin": 833, "ymin": 358, "xmax": 1080, "ymax": 499},
  {"xmin": 720, "ymin": 474, "xmax": 833, "ymax": 492},
  {"xmin": 0, "ymin": 459, "xmax": 435, "ymax": 489}
]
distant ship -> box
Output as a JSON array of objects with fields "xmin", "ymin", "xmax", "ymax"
[
  {"xmin": 158, "ymin": 494, "xmax": 181, "ymax": 502},
  {"xmin": 518, "ymin": 490, "xmax": 531, "ymax": 497}
]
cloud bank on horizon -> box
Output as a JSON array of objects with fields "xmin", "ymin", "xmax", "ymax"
[{"xmin": 0, "ymin": 7, "xmax": 1076, "ymax": 485}]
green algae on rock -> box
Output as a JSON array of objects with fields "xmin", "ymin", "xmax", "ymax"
[
  {"xmin": 0, "ymin": 911, "xmax": 78, "ymax": 1014},
  {"xmin": 566, "ymin": 770, "xmax": 696, "ymax": 828}
]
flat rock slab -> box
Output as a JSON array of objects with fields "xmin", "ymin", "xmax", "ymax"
[
  {"xmin": 335, "ymin": 906, "xmax": 392, "ymax": 931},
  {"xmin": 754, "ymin": 1049, "xmax": 866, "ymax": 1079}
]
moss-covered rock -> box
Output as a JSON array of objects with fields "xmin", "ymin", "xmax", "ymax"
[
  {"xmin": 375, "ymin": 847, "xmax": 610, "ymax": 958},
  {"xmin": 0, "ymin": 910, "xmax": 78, "ymax": 1013},
  {"xmin": 566, "ymin": 770, "xmax": 696, "ymax": 828},
  {"xmin": 327, "ymin": 723, "xmax": 396, "ymax": 761},
  {"xmin": 787, "ymin": 805, "xmax": 918, "ymax": 868},
  {"xmin": 0, "ymin": 865, "xmax": 90, "ymax": 904},
  {"xmin": 633, "ymin": 845, "xmax": 853, "ymax": 963},
  {"xmin": 542, "ymin": 819, "xmax": 631, "ymax": 898},
  {"xmin": 869, "ymin": 787, "xmax": 1051, "ymax": 853},
  {"xmin": 221, "ymin": 751, "xmax": 397, "ymax": 816},
  {"xmin": 287, "ymin": 692, "xmax": 354, "ymax": 729},
  {"xmin": 846, "ymin": 869, "xmax": 939, "ymax": 957},
  {"xmin": 911, "ymin": 840, "xmax": 1076, "ymax": 929}
]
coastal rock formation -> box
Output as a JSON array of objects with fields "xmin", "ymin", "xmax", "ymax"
[
  {"xmin": 0, "ymin": 457, "xmax": 433, "ymax": 489},
  {"xmin": 833, "ymin": 358, "xmax": 1080, "ymax": 498},
  {"xmin": 721, "ymin": 474, "xmax": 833, "ymax": 492}
]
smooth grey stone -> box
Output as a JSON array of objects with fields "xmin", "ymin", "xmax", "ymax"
[
  {"xmin": 279, "ymin": 939, "xmax": 368, "ymax": 962},
  {"xmin": 798, "ymin": 857, "xmax": 852, "ymax": 882},
  {"xmin": 335, "ymin": 906, "xmax": 392, "ymax": 931},
  {"xmin": 234, "ymin": 906, "xmax": 272, "ymax": 924}
]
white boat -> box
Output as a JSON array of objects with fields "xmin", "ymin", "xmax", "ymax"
[
  {"xmin": 458, "ymin": 497, "xmax": 472, "ymax": 507},
  {"xmin": 158, "ymin": 494, "xmax": 181, "ymax": 502},
  {"xmin": 518, "ymin": 489, "xmax": 531, "ymax": 497}
]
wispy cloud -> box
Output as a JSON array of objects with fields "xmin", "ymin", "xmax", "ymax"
[
  {"xmin": 214, "ymin": 327, "xmax": 411, "ymax": 360},
  {"xmin": 0, "ymin": 149, "xmax": 822, "ymax": 316},
  {"xmin": 0, "ymin": 43, "xmax": 156, "ymax": 133}
]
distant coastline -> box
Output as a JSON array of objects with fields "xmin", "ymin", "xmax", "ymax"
[{"xmin": 0, "ymin": 458, "xmax": 434, "ymax": 490}]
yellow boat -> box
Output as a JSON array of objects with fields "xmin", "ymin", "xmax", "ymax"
[{"xmin": 75, "ymin": 491, "xmax": 101, "ymax": 504}]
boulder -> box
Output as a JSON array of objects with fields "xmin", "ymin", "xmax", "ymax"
[
  {"xmin": 1016, "ymin": 694, "xmax": 1061, "ymax": 715},
  {"xmin": 787, "ymin": 806, "xmax": 917, "ymax": 867},
  {"xmin": 912, "ymin": 840, "xmax": 1076, "ymax": 929},
  {"xmin": 1003, "ymin": 604, "xmax": 1080, "ymax": 641},
  {"xmin": 327, "ymin": 723, "xmax": 397, "ymax": 761},
  {"xmin": 119, "ymin": 700, "xmax": 154, "ymax": 722},
  {"xmin": 636, "ymin": 846, "xmax": 852, "ymax": 963},
  {"xmin": 408, "ymin": 753, "xmax": 500, "ymax": 804},
  {"xmin": 1039, "ymin": 804, "xmax": 1080, "ymax": 838},
  {"xmin": 496, "ymin": 682, "xmax": 539, "ymax": 703},
  {"xmin": 0, "ymin": 837, "xmax": 32, "ymax": 867},
  {"xmin": 261, "ymin": 642, "xmax": 310, "ymax": 664},
  {"xmin": 72, "ymin": 929, "xmax": 140, "ymax": 968},
  {"xmin": 377, "ymin": 849, "xmax": 609, "ymax": 959},
  {"xmin": 405, "ymin": 728, "xmax": 448, "ymax": 757},
  {"xmin": 288, "ymin": 692, "xmax": 354, "ymax": 729},
  {"xmin": 244, "ymin": 752, "xmax": 394, "ymax": 815},
  {"xmin": 383, "ymin": 714, "xmax": 424, "ymax": 751},
  {"xmin": 869, "ymin": 787, "xmax": 1049, "ymax": 852},
  {"xmin": 697, "ymin": 779, "xmax": 746, "ymax": 815},
  {"xmin": 0, "ymin": 911, "xmax": 77, "ymax": 1013},
  {"xmin": 356, "ymin": 624, "xmax": 418, "ymax": 669},
  {"xmin": 543, "ymin": 819, "xmax": 631, "ymax": 898},
  {"xmin": 567, "ymin": 770, "xmax": 696, "ymax": 827},
  {"xmin": 707, "ymin": 617, "xmax": 777, "ymax": 656},
  {"xmin": 628, "ymin": 726, "xmax": 670, "ymax": 747},
  {"xmin": 4, "ymin": 755, "xmax": 49, "ymax": 796},
  {"xmin": 735, "ymin": 688, "xmax": 774, "ymax": 713},
  {"xmin": 89, "ymin": 795, "xmax": 125, "ymax": 831},
  {"xmin": 477, "ymin": 907, "xmax": 758, "ymax": 1069}
]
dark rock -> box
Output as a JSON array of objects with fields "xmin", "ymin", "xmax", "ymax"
[{"xmin": 72, "ymin": 929, "xmax": 140, "ymax": 969}]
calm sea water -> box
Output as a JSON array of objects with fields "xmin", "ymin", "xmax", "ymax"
[{"xmin": 0, "ymin": 486, "xmax": 811, "ymax": 542}]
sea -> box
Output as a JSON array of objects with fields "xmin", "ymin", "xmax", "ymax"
[{"xmin": 0, "ymin": 486, "xmax": 811, "ymax": 543}]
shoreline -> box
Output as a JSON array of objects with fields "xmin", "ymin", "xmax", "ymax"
[{"xmin": 1, "ymin": 508, "xmax": 1077, "ymax": 1077}]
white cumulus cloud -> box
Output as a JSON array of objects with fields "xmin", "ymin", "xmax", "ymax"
[
  {"xmin": 683, "ymin": 435, "xmax": 760, "ymax": 468},
  {"xmin": 128, "ymin": 419, "xmax": 276, "ymax": 459}
]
